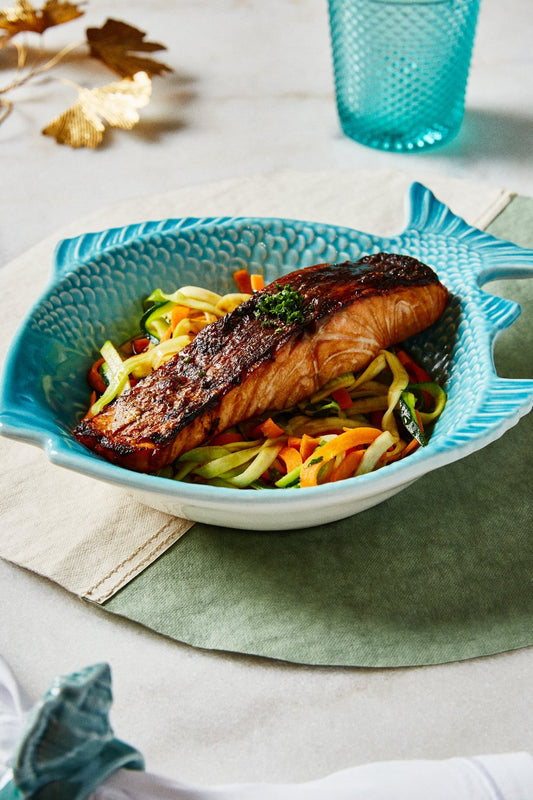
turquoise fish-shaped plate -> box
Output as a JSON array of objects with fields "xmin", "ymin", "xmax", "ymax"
[{"xmin": 0, "ymin": 183, "xmax": 532, "ymax": 530}]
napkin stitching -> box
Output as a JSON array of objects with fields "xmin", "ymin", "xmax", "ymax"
[
  {"xmin": 83, "ymin": 521, "xmax": 191, "ymax": 603},
  {"xmin": 84, "ymin": 529, "xmax": 179, "ymax": 603}
]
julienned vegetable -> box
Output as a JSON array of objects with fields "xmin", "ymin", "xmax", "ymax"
[
  {"xmin": 167, "ymin": 347, "xmax": 446, "ymax": 489},
  {"xmin": 85, "ymin": 268, "xmax": 447, "ymax": 489},
  {"xmin": 86, "ymin": 278, "xmax": 263, "ymax": 416}
]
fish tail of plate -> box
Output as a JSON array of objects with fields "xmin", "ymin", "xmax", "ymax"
[
  {"xmin": 479, "ymin": 375, "xmax": 533, "ymax": 434},
  {"xmin": 404, "ymin": 182, "xmax": 533, "ymax": 284}
]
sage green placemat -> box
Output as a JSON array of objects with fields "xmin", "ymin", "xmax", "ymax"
[{"xmin": 103, "ymin": 198, "xmax": 533, "ymax": 667}]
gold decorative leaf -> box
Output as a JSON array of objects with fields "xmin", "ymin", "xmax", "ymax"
[
  {"xmin": 0, "ymin": 0, "xmax": 43, "ymax": 36},
  {"xmin": 0, "ymin": 0, "xmax": 84, "ymax": 39},
  {"xmin": 86, "ymin": 18, "xmax": 172, "ymax": 78},
  {"xmin": 42, "ymin": 0, "xmax": 84, "ymax": 27},
  {"xmin": 42, "ymin": 70, "xmax": 151, "ymax": 148}
]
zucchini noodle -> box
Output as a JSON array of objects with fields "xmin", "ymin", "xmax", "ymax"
[
  {"xmin": 84, "ymin": 271, "xmax": 447, "ymax": 489},
  {"xmin": 85, "ymin": 284, "xmax": 252, "ymax": 417},
  {"xmin": 169, "ymin": 352, "xmax": 447, "ymax": 490}
]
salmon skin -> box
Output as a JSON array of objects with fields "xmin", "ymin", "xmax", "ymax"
[{"xmin": 74, "ymin": 253, "xmax": 448, "ymax": 473}]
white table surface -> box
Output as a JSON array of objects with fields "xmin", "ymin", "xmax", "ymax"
[{"xmin": 1, "ymin": 0, "xmax": 532, "ymax": 788}]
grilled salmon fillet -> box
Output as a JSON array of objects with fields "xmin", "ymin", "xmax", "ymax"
[{"xmin": 74, "ymin": 253, "xmax": 448, "ymax": 472}]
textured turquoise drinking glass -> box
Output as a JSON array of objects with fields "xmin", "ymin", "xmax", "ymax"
[{"xmin": 328, "ymin": 0, "xmax": 481, "ymax": 151}]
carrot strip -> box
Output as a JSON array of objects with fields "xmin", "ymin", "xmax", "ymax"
[
  {"xmin": 386, "ymin": 437, "xmax": 420, "ymax": 464},
  {"xmin": 233, "ymin": 269, "xmax": 252, "ymax": 294},
  {"xmin": 278, "ymin": 446, "xmax": 302, "ymax": 473},
  {"xmin": 287, "ymin": 435, "xmax": 302, "ymax": 450},
  {"xmin": 326, "ymin": 427, "xmax": 383, "ymax": 455},
  {"xmin": 87, "ymin": 358, "xmax": 107, "ymax": 394},
  {"xmin": 254, "ymin": 417, "xmax": 285, "ymax": 438},
  {"xmin": 250, "ymin": 273, "xmax": 264, "ymax": 292},
  {"xmin": 300, "ymin": 427, "xmax": 382, "ymax": 487},
  {"xmin": 402, "ymin": 437, "xmax": 421, "ymax": 457},
  {"xmin": 160, "ymin": 304, "xmax": 191, "ymax": 342},
  {"xmin": 171, "ymin": 304, "xmax": 191, "ymax": 327},
  {"xmin": 300, "ymin": 433, "xmax": 318, "ymax": 462},
  {"xmin": 329, "ymin": 449, "xmax": 365, "ymax": 482},
  {"xmin": 299, "ymin": 457, "xmax": 326, "ymax": 487},
  {"xmin": 331, "ymin": 387, "xmax": 353, "ymax": 410},
  {"xmin": 272, "ymin": 457, "xmax": 285, "ymax": 473}
]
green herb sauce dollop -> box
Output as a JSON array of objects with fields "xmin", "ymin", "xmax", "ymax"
[{"xmin": 254, "ymin": 284, "xmax": 305, "ymax": 327}]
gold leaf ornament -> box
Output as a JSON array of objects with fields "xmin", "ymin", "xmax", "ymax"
[
  {"xmin": 0, "ymin": 0, "xmax": 84, "ymax": 39},
  {"xmin": 42, "ymin": 70, "xmax": 151, "ymax": 148},
  {"xmin": 86, "ymin": 18, "xmax": 172, "ymax": 78}
]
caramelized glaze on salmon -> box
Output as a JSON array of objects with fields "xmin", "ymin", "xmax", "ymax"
[{"xmin": 74, "ymin": 253, "xmax": 448, "ymax": 472}]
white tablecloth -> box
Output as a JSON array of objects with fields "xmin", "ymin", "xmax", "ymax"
[{"xmin": 1, "ymin": 0, "xmax": 532, "ymax": 789}]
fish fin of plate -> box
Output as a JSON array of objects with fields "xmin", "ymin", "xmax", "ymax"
[{"xmin": 50, "ymin": 217, "xmax": 233, "ymax": 281}]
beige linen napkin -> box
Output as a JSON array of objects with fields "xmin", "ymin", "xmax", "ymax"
[{"xmin": 0, "ymin": 169, "xmax": 513, "ymax": 602}]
